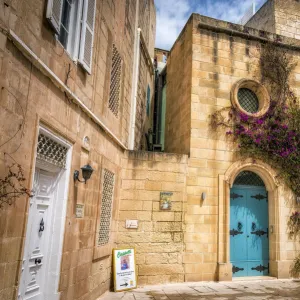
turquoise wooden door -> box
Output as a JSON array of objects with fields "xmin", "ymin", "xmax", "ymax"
[{"xmin": 230, "ymin": 173, "xmax": 269, "ymax": 277}]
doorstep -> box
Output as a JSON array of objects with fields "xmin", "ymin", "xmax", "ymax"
[{"xmin": 233, "ymin": 276, "xmax": 277, "ymax": 281}]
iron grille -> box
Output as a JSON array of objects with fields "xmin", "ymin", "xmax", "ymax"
[
  {"xmin": 36, "ymin": 133, "xmax": 68, "ymax": 168},
  {"xmin": 233, "ymin": 171, "xmax": 265, "ymax": 186},
  {"xmin": 108, "ymin": 44, "xmax": 122, "ymax": 117},
  {"xmin": 238, "ymin": 88, "xmax": 259, "ymax": 113},
  {"xmin": 98, "ymin": 169, "xmax": 115, "ymax": 246}
]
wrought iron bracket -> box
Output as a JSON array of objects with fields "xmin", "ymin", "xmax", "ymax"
[
  {"xmin": 232, "ymin": 265, "xmax": 244, "ymax": 274},
  {"xmin": 251, "ymin": 193, "xmax": 267, "ymax": 201},
  {"xmin": 231, "ymin": 192, "xmax": 243, "ymax": 200},
  {"xmin": 230, "ymin": 229, "xmax": 243, "ymax": 237},
  {"xmin": 251, "ymin": 264, "xmax": 269, "ymax": 273},
  {"xmin": 251, "ymin": 228, "xmax": 268, "ymax": 238}
]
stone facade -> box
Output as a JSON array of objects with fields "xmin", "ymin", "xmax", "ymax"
[
  {"xmin": 0, "ymin": 0, "xmax": 156, "ymax": 299},
  {"xmin": 1, "ymin": 0, "xmax": 300, "ymax": 299},
  {"xmin": 163, "ymin": 13, "xmax": 300, "ymax": 282},
  {"xmin": 247, "ymin": 0, "xmax": 300, "ymax": 40},
  {"xmin": 118, "ymin": 151, "xmax": 187, "ymax": 285}
]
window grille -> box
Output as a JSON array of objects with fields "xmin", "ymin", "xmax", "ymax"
[
  {"xmin": 238, "ymin": 88, "xmax": 259, "ymax": 113},
  {"xmin": 37, "ymin": 133, "xmax": 68, "ymax": 168},
  {"xmin": 233, "ymin": 171, "xmax": 265, "ymax": 187},
  {"xmin": 109, "ymin": 45, "xmax": 122, "ymax": 117},
  {"xmin": 98, "ymin": 169, "xmax": 115, "ymax": 246}
]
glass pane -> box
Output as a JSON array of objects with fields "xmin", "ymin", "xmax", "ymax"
[
  {"xmin": 61, "ymin": 0, "xmax": 71, "ymax": 27},
  {"xmin": 58, "ymin": 25, "xmax": 69, "ymax": 48},
  {"xmin": 58, "ymin": 0, "xmax": 71, "ymax": 48}
]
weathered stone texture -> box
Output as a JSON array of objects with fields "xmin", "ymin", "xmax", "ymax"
[
  {"xmin": 118, "ymin": 151, "xmax": 188, "ymax": 285},
  {"xmin": 246, "ymin": 0, "xmax": 300, "ymax": 40},
  {"xmin": 0, "ymin": 0, "xmax": 156, "ymax": 299},
  {"xmin": 164, "ymin": 18, "xmax": 193, "ymax": 155},
  {"xmin": 163, "ymin": 13, "xmax": 300, "ymax": 282}
]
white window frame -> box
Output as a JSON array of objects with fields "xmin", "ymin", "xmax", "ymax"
[
  {"xmin": 46, "ymin": 0, "xmax": 96, "ymax": 73},
  {"xmin": 55, "ymin": 0, "xmax": 82, "ymax": 60}
]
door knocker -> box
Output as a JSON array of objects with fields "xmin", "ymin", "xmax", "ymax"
[{"xmin": 39, "ymin": 218, "xmax": 44, "ymax": 233}]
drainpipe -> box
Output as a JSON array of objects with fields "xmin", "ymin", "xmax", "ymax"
[{"xmin": 128, "ymin": 0, "xmax": 141, "ymax": 150}]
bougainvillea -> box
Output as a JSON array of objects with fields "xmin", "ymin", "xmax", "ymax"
[{"xmin": 211, "ymin": 42, "xmax": 300, "ymax": 197}]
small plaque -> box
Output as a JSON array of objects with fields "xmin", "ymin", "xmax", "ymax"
[
  {"xmin": 76, "ymin": 204, "xmax": 84, "ymax": 218},
  {"xmin": 160, "ymin": 192, "xmax": 173, "ymax": 210},
  {"xmin": 126, "ymin": 220, "xmax": 138, "ymax": 229}
]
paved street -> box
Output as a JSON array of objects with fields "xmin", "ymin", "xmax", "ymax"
[{"xmin": 100, "ymin": 279, "xmax": 300, "ymax": 300}]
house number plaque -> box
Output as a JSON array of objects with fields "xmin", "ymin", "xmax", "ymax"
[{"xmin": 75, "ymin": 204, "xmax": 84, "ymax": 218}]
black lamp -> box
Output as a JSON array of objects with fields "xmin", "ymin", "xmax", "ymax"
[{"xmin": 74, "ymin": 164, "xmax": 94, "ymax": 184}]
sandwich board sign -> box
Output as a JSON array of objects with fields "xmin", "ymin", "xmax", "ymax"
[{"xmin": 113, "ymin": 248, "xmax": 137, "ymax": 292}]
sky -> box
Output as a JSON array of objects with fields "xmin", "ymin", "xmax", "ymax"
[{"xmin": 154, "ymin": 0, "xmax": 267, "ymax": 50}]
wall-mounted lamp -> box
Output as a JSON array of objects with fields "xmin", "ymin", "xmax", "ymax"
[
  {"xmin": 201, "ymin": 192, "xmax": 206, "ymax": 201},
  {"xmin": 74, "ymin": 164, "xmax": 94, "ymax": 184}
]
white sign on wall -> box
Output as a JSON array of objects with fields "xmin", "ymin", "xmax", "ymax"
[{"xmin": 113, "ymin": 248, "xmax": 137, "ymax": 292}]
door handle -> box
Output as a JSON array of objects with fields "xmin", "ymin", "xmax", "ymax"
[
  {"xmin": 39, "ymin": 218, "xmax": 44, "ymax": 233},
  {"xmin": 35, "ymin": 258, "xmax": 41, "ymax": 264}
]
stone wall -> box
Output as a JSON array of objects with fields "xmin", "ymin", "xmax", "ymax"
[
  {"xmin": 274, "ymin": 0, "xmax": 300, "ymax": 39},
  {"xmin": 246, "ymin": 0, "xmax": 300, "ymax": 40},
  {"xmin": 164, "ymin": 18, "xmax": 193, "ymax": 155},
  {"xmin": 135, "ymin": 47, "xmax": 153, "ymax": 150},
  {"xmin": 246, "ymin": 0, "xmax": 276, "ymax": 33},
  {"xmin": 118, "ymin": 151, "xmax": 188, "ymax": 285},
  {"xmin": 164, "ymin": 13, "xmax": 300, "ymax": 281},
  {"xmin": 0, "ymin": 0, "xmax": 156, "ymax": 299}
]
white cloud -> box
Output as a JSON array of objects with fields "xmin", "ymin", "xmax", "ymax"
[
  {"xmin": 154, "ymin": 0, "xmax": 192, "ymax": 50},
  {"xmin": 154, "ymin": 0, "xmax": 267, "ymax": 50},
  {"xmin": 201, "ymin": 0, "xmax": 266, "ymax": 24}
]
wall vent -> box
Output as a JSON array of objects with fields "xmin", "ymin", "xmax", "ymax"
[
  {"xmin": 109, "ymin": 44, "xmax": 122, "ymax": 117},
  {"xmin": 98, "ymin": 169, "xmax": 115, "ymax": 246}
]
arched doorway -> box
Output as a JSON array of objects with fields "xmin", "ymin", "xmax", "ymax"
[{"xmin": 230, "ymin": 171, "xmax": 269, "ymax": 277}]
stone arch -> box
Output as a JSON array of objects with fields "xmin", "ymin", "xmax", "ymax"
[
  {"xmin": 224, "ymin": 159, "xmax": 280, "ymax": 191},
  {"xmin": 217, "ymin": 159, "xmax": 284, "ymax": 281}
]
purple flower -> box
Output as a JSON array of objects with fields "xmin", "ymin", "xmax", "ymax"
[
  {"xmin": 256, "ymin": 119, "xmax": 264, "ymax": 125},
  {"xmin": 240, "ymin": 113, "xmax": 249, "ymax": 122}
]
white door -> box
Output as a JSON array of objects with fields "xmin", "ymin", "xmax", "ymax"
[{"xmin": 19, "ymin": 168, "xmax": 58, "ymax": 300}]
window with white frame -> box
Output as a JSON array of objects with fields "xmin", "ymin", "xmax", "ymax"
[{"xmin": 46, "ymin": 0, "xmax": 96, "ymax": 74}]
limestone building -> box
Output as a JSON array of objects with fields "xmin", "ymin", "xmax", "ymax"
[
  {"xmin": 0, "ymin": 0, "xmax": 156, "ymax": 299},
  {"xmin": 1, "ymin": 0, "xmax": 300, "ymax": 299}
]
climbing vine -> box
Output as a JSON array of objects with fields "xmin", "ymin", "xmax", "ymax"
[
  {"xmin": 0, "ymin": 161, "xmax": 32, "ymax": 208},
  {"xmin": 211, "ymin": 42, "xmax": 300, "ymax": 197},
  {"xmin": 0, "ymin": 62, "xmax": 33, "ymax": 209}
]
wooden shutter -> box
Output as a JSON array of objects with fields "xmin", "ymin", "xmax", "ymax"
[
  {"xmin": 78, "ymin": 0, "xmax": 96, "ymax": 74},
  {"xmin": 46, "ymin": 0, "xmax": 64, "ymax": 34}
]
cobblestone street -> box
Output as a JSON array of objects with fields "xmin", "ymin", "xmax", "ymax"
[{"xmin": 100, "ymin": 279, "xmax": 300, "ymax": 300}]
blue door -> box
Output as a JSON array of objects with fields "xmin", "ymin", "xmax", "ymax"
[{"xmin": 230, "ymin": 171, "xmax": 269, "ymax": 277}]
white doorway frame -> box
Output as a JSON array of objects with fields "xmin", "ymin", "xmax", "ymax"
[{"xmin": 18, "ymin": 125, "xmax": 72, "ymax": 300}]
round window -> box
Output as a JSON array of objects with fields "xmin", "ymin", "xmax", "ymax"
[
  {"xmin": 231, "ymin": 79, "xmax": 270, "ymax": 117},
  {"xmin": 237, "ymin": 88, "xmax": 259, "ymax": 114}
]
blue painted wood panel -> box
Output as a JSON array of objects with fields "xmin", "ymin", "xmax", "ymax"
[{"xmin": 230, "ymin": 186, "xmax": 269, "ymax": 277}]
